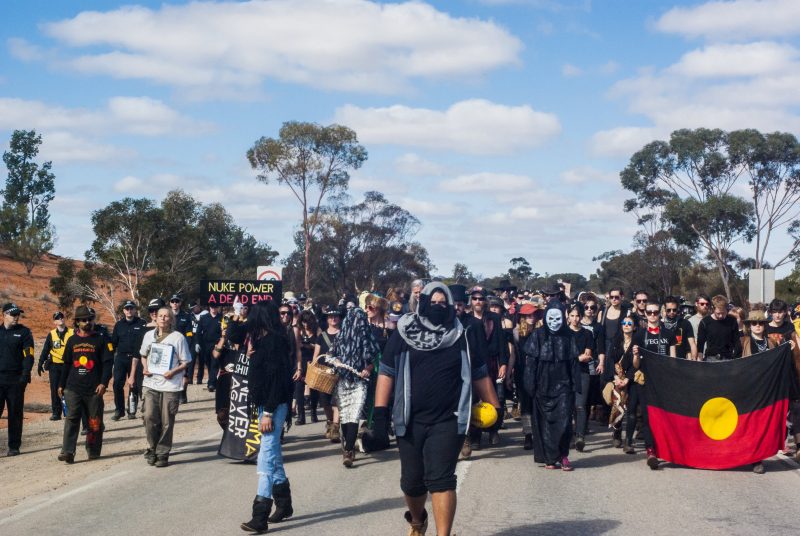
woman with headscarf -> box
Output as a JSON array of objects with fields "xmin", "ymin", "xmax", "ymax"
[
  {"xmin": 374, "ymin": 282, "xmax": 499, "ymax": 536},
  {"xmin": 523, "ymin": 301, "xmax": 583, "ymax": 470},
  {"xmin": 323, "ymin": 307, "xmax": 380, "ymax": 467}
]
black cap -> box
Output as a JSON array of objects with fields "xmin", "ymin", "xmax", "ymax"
[
  {"xmin": 148, "ymin": 298, "xmax": 165, "ymax": 310},
  {"xmin": 2, "ymin": 303, "xmax": 23, "ymax": 315},
  {"xmin": 169, "ymin": 294, "xmax": 182, "ymax": 303},
  {"xmin": 122, "ymin": 300, "xmax": 137, "ymax": 309},
  {"xmin": 468, "ymin": 286, "xmax": 487, "ymax": 298},
  {"xmin": 53, "ymin": 311, "xmax": 65, "ymax": 320},
  {"xmin": 323, "ymin": 305, "xmax": 342, "ymax": 317}
]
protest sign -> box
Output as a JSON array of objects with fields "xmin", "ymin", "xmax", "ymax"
[
  {"xmin": 200, "ymin": 279, "xmax": 282, "ymax": 306},
  {"xmin": 218, "ymin": 350, "xmax": 262, "ymax": 461}
]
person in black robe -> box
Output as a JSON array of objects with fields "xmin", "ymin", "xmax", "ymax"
[{"xmin": 523, "ymin": 301, "xmax": 581, "ymax": 470}]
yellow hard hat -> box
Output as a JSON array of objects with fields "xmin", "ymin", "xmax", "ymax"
[{"xmin": 470, "ymin": 402, "xmax": 497, "ymax": 429}]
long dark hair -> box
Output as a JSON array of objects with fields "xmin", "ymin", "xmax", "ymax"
[
  {"xmin": 300, "ymin": 309, "xmax": 319, "ymax": 334},
  {"xmin": 245, "ymin": 300, "xmax": 284, "ymax": 342}
]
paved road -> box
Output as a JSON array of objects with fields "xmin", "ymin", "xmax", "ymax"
[{"xmin": 2, "ymin": 399, "xmax": 799, "ymax": 536}]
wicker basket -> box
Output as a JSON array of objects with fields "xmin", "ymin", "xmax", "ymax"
[{"xmin": 305, "ymin": 358, "xmax": 338, "ymax": 394}]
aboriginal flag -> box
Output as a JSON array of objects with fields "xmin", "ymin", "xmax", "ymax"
[{"xmin": 640, "ymin": 344, "xmax": 796, "ymax": 470}]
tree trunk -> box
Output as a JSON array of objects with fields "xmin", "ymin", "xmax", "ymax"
[
  {"xmin": 715, "ymin": 258, "xmax": 732, "ymax": 301},
  {"xmin": 303, "ymin": 230, "xmax": 310, "ymax": 294}
]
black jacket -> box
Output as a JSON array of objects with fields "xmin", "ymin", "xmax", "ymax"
[
  {"xmin": 198, "ymin": 313, "xmax": 223, "ymax": 347},
  {"xmin": 111, "ymin": 317, "xmax": 147, "ymax": 356},
  {"xmin": 0, "ymin": 323, "xmax": 34, "ymax": 384}
]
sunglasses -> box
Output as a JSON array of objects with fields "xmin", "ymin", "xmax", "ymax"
[
  {"xmin": 471, "ymin": 297, "xmax": 485, "ymax": 302},
  {"xmin": 636, "ymin": 299, "xmax": 648, "ymax": 304},
  {"xmin": 645, "ymin": 310, "xmax": 660, "ymax": 316},
  {"xmin": 170, "ymin": 300, "xmax": 181, "ymax": 304},
  {"xmin": 621, "ymin": 321, "xmax": 634, "ymax": 326},
  {"xmin": 749, "ymin": 321, "xmax": 766, "ymax": 326},
  {"xmin": 665, "ymin": 308, "xmax": 678, "ymax": 313},
  {"xmin": 609, "ymin": 295, "xmax": 621, "ymax": 300},
  {"xmin": 585, "ymin": 305, "xmax": 597, "ymax": 311},
  {"xmin": 697, "ymin": 302, "xmax": 709, "ymax": 307},
  {"xmin": 279, "ymin": 311, "xmax": 290, "ymax": 316}
]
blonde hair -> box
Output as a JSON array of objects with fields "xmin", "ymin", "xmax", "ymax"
[
  {"xmin": 157, "ymin": 307, "xmax": 175, "ymax": 333},
  {"xmin": 711, "ymin": 295, "xmax": 728, "ymax": 310}
]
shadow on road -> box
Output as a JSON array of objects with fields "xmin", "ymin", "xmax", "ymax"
[
  {"xmin": 492, "ymin": 519, "xmax": 621, "ymax": 535},
  {"xmin": 276, "ymin": 496, "xmax": 407, "ymax": 531}
]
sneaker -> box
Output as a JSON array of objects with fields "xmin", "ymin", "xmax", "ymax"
[
  {"xmin": 127, "ymin": 412, "xmax": 137, "ymax": 420},
  {"xmin": 7, "ymin": 448, "xmax": 20, "ymax": 456},
  {"xmin": 752, "ymin": 462, "xmax": 765, "ymax": 474},
  {"xmin": 144, "ymin": 449, "xmax": 156, "ymax": 466},
  {"xmin": 575, "ymin": 436, "xmax": 585, "ymax": 452},
  {"xmin": 58, "ymin": 452, "xmax": 75, "ymax": 464},
  {"xmin": 111, "ymin": 412, "xmax": 123, "ymax": 421},
  {"xmin": 342, "ymin": 450, "xmax": 355, "ymax": 468},
  {"xmin": 646, "ymin": 448, "xmax": 659, "ymax": 470},
  {"xmin": 561, "ymin": 457, "xmax": 574, "ymax": 471},
  {"xmin": 623, "ymin": 444, "xmax": 635, "ymax": 455},
  {"xmin": 155, "ymin": 456, "xmax": 169, "ymax": 468}
]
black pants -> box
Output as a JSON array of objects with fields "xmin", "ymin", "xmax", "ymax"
[
  {"xmin": 398, "ymin": 418, "xmax": 463, "ymax": 497},
  {"xmin": 626, "ymin": 382, "xmax": 653, "ymax": 448},
  {"xmin": 62, "ymin": 389, "xmax": 104, "ymax": 456},
  {"xmin": 469, "ymin": 380, "xmax": 504, "ymax": 442},
  {"xmin": 204, "ymin": 347, "xmax": 218, "ymax": 388},
  {"xmin": 113, "ymin": 354, "xmax": 137, "ymax": 414},
  {"xmin": 0, "ymin": 380, "xmax": 26, "ymax": 450},
  {"xmin": 574, "ymin": 372, "xmax": 591, "ymax": 437},
  {"xmin": 48, "ymin": 363, "xmax": 65, "ymax": 416}
]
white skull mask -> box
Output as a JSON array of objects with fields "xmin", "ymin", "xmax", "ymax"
[{"xmin": 545, "ymin": 308, "xmax": 563, "ymax": 332}]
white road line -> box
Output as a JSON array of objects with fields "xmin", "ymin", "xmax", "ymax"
[
  {"xmin": 455, "ymin": 460, "xmax": 472, "ymax": 494},
  {"xmin": 0, "ymin": 470, "xmax": 131, "ymax": 526}
]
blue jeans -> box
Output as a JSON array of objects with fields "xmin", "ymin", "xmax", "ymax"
[{"xmin": 257, "ymin": 403, "xmax": 288, "ymax": 498}]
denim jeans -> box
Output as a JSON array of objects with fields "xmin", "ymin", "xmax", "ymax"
[{"xmin": 257, "ymin": 402, "xmax": 288, "ymax": 498}]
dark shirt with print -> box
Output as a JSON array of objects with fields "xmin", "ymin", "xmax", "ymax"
[
  {"xmin": 60, "ymin": 331, "xmax": 113, "ymax": 395},
  {"xmin": 633, "ymin": 326, "xmax": 677, "ymax": 356}
]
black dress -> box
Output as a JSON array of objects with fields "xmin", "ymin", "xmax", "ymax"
[{"xmin": 523, "ymin": 327, "xmax": 581, "ymax": 465}]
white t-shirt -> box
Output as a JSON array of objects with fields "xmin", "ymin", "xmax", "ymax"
[{"xmin": 140, "ymin": 330, "xmax": 192, "ymax": 392}]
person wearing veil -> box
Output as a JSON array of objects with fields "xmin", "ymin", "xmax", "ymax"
[
  {"xmin": 322, "ymin": 307, "xmax": 380, "ymax": 468},
  {"xmin": 374, "ymin": 282, "xmax": 500, "ymax": 536},
  {"xmin": 523, "ymin": 301, "xmax": 584, "ymax": 471}
]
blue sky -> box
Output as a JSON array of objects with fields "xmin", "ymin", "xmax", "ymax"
[{"xmin": 2, "ymin": 0, "xmax": 799, "ymax": 283}]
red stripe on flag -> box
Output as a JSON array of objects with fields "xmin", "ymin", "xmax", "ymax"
[{"xmin": 648, "ymin": 399, "xmax": 788, "ymax": 470}]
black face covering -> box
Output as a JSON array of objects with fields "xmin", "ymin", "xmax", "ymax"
[{"xmin": 427, "ymin": 303, "xmax": 448, "ymax": 326}]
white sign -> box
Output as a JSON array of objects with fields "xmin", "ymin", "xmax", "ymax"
[
  {"xmin": 749, "ymin": 269, "xmax": 775, "ymax": 304},
  {"xmin": 257, "ymin": 265, "xmax": 282, "ymax": 281}
]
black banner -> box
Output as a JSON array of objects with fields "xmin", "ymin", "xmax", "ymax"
[
  {"xmin": 218, "ymin": 350, "xmax": 262, "ymax": 461},
  {"xmin": 200, "ymin": 279, "xmax": 282, "ymax": 306}
]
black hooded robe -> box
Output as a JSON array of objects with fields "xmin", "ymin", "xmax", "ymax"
[{"xmin": 523, "ymin": 325, "xmax": 581, "ymax": 465}]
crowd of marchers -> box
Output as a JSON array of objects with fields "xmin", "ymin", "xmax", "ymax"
[{"xmin": 2, "ymin": 280, "xmax": 800, "ymax": 536}]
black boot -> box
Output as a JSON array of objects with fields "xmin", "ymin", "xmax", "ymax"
[
  {"xmin": 268, "ymin": 481, "xmax": 294, "ymax": 523},
  {"xmin": 241, "ymin": 496, "xmax": 272, "ymax": 534}
]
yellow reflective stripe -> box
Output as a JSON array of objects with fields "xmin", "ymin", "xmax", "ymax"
[
  {"xmin": 26, "ymin": 347, "xmax": 34, "ymax": 357},
  {"xmin": 107, "ymin": 343, "xmax": 114, "ymax": 352},
  {"xmin": 185, "ymin": 332, "xmax": 193, "ymax": 337}
]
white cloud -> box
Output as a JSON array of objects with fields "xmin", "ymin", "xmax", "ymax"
[
  {"xmin": 42, "ymin": 131, "xmax": 136, "ymax": 163},
  {"xmin": 590, "ymin": 40, "xmax": 800, "ymax": 157},
  {"xmin": 0, "ymin": 96, "xmax": 211, "ymax": 136},
  {"xmin": 560, "ymin": 166, "xmax": 618, "ymax": 185},
  {"xmin": 439, "ymin": 172, "xmax": 535, "ymax": 192},
  {"xmin": 562, "ymin": 63, "xmax": 583, "ymax": 77},
  {"xmin": 398, "ymin": 197, "xmax": 461, "ymax": 217},
  {"xmin": 334, "ymin": 99, "xmax": 561, "ymax": 155},
  {"xmin": 598, "ymin": 60, "xmax": 619, "ymax": 75},
  {"xmin": 394, "ymin": 153, "xmax": 446, "ymax": 176},
  {"xmin": 38, "ymin": 0, "xmax": 522, "ymax": 97},
  {"xmin": 7, "ymin": 38, "xmax": 44, "ymax": 61},
  {"xmin": 655, "ymin": 0, "xmax": 800, "ymax": 41}
]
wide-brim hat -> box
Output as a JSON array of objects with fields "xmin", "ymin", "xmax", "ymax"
[
  {"xmin": 74, "ymin": 305, "xmax": 93, "ymax": 320},
  {"xmin": 744, "ymin": 310, "xmax": 768, "ymax": 323},
  {"xmin": 541, "ymin": 283, "xmax": 562, "ymax": 296},
  {"xmin": 519, "ymin": 303, "xmax": 537, "ymax": 315}
]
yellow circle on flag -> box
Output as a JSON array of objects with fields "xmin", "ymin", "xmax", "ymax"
[
  {"xmin": 79, "ymin": 355, "xmax": 88, "ymax": 366},
  {"xmin": 699, "ymin": 397, "xmax": 738, "ymax": 440}
]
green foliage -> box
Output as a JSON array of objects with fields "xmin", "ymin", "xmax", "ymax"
[
  {"xmin": 248, "ymin": 121, "xmax": 367, "ymax": 291},
  {"xmin": 48, "ymin": 259, "xmax": 96, "ymax": 315},
  {"xmin": 0, "ymin": 130, "xmax": 56, "ymax": 274}
]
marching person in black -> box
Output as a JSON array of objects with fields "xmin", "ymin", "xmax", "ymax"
[
  {"xmin": 186, "ymin": 300, "xmax": 205, "ymax": 384},
  {"xmin": 58, "ymin": 305, "xmax": 113, "ymax": 463},
  {"xmin": 198, "ymin": 302, "xmax": 223, "ymax": 392},
  {"xmin": 111, "ymin": 300, "xmax": 147, "ymax": 420},
  {"xmin": 1, "ymin": 303, "xmax": 34, "ymax": 456},
  {"xmin": 37, "ymin": 311, "xmax": 73, "ymax": 421},
  {"xmin": 663, "ymin": 296, "xmax": 697, "ymax": 359},
  {"xmin": 170, "ymin": 294, "xmax": 194, "ymax": 403}
]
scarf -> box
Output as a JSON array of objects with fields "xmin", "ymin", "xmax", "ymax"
[
  {"xmin": 397, "ymin": 282, "xmax": 463, "ymax": 351},
  {"xmin": 330, "ymin": 308, "xmax": 380, "ymax": 375}
]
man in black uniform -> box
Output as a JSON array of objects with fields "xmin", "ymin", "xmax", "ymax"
[
  {"xmin": 58, "ymin": 305, "xmax": 113, "ymax": 463},
  {"xmin": 111, "ymin": 300, "xmax": 147, "ymax": 420},
  {"xmin": 197, "ymin": 302, "xmax": 223, "ymax": 392},
  {"xmin": 37, "ymin": 311, "xmax": 73, "ymax": 420},
  {"xmin": 0, "ymin": 303, "xmax": 34, "ymax": 456},
  {"xmin": 186, "ymin": 300, "xmax": 204, "ymax": 384},
  {"xmin": 169, "ymin": 294, "xmax": 194, "ymax": 403}
]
